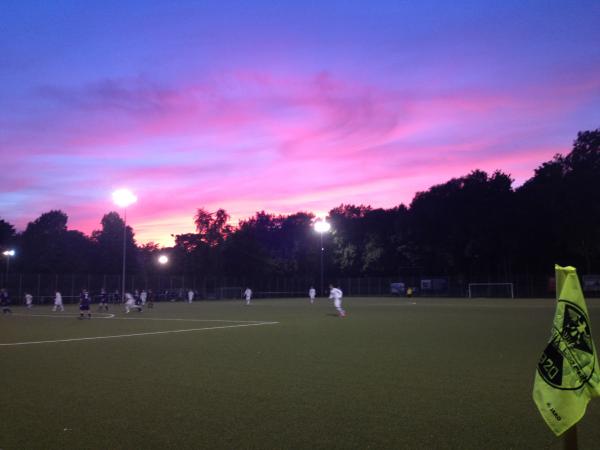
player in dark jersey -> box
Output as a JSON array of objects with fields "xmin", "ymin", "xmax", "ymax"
[
  {"xmin": 147, "ymin": 289, "xmax": 154, "ymax": 308},
  {"xmin": 98, "ymin": 288, "xmax": 109, "ymax": 312},
  {"xmin": 1, "ymin": 288, "xmax": 11, "ymax": 314},
  {"xmin": 79, "ymin": 289, "xmax": 92, "ymax": 319}
]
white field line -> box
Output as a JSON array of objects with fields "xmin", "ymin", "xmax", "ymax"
[
  {"xmin": 0, "ymin": 321, "xmax": 279, "ymax": 347},
  {"xmin": 107, "ymin": 317, "xmax": 269, "ymax": 323},
  {"xmin": 11, "ymin": 313, "xmax": 115, "ymax": 319},
  {"xmin": 10, "ymin": 313, "xmax": 266, "ymax": 323}
]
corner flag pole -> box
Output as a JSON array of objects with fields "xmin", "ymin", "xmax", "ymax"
[{"xmin": 564, "ymin": 426, "xmax": 578, "ymax": 450}]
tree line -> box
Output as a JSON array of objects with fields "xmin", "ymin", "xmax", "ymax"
[{"xmin": 1, "ymin": 129, "xmax": 599, "ymax": 281}]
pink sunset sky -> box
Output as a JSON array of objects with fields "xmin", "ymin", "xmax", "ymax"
[{"xmin": 1, "ymin": 1, "xmax": 599, "ymax": 246}]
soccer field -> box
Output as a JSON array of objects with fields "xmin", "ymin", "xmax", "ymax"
[{"xmin": 2, "ymin": 297, "xmax": 600, "ymax": 449}]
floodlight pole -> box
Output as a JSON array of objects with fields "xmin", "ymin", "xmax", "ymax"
[
  {"xmin": 314, "ymin": 220, "xmax": 331, "ymax": 297},
  {"xmin": 121, "ymin": 208, "xmax": 127, "ymax": 303},
  {"xmin": 320, "ymin": 232, "xmax": 324, "ymax": 297},
  {"xmin": 113, "ymin": 188, "xmax": 137, "ymax": 303}
]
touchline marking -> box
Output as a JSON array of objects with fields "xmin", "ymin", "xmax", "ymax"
[
  {"xmin": 0, "ymin": 321, "xmax": 279, "ymax": 347},
  {"xmin": 11, "ymin": 313, "xmax": 115, "ymax": 319},
  {"xmin": 109, "ymin": 317, "xmax": 268, "ymax": 323},
  {"xmin": 10, "ymin": 313, "xmax": 269, "ymax": 323}
]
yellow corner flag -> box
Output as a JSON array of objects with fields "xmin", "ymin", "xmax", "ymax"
[{"xmin": 533, "ymin": 265, "xmax": 600, "ymax": 436}]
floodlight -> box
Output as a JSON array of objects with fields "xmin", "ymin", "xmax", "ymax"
[
  {"xmin": 3, "ymin": 249, "xmax": 15, "ymax": 276},
  {"xmin": 112, "ymin": 188, "xmax": 138, "ymax": 208},
  {"xmin": 314, "ymin": 220, "xmax": 331, "ymax": 233},
  {"xmin": 158, "ymin": 255, "xmax": 169, "ymax": 265}
]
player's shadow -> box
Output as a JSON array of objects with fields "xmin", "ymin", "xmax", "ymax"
[{"xmin": 325, "ymin": 313, "xmax": 339, "ymax": 317}]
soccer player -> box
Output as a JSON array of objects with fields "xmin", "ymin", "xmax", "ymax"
[
  {"xmin": 244, "ymin": 287, "xmax": 252, "ymax": 305},
  {"xmin": 98, "ymin": 288, "xmax": 109, "ymax": 311},
  {"xmin": 140, "ymin": 289, "xmax": 147, "ymax": 306},
  {"xmin": 79, "ymin": 289, "xmax": 92, "ymax": 319},
  {"xmin": 308, "ymin": 287, "xmax": 316, "ymax": 304},
  {"xmin": 1, "ymin": 288, "xmax": 12, "ymax": 314},
  {"xmin": 329, "ymin": 284, "xmax": 346, "ymax": 317},
  {"xmin": 52, "ymin": 291, "xmax": 64, "ymax": 312},
  {"xmin": 124, "ymin": 292, "xmax": 142, "ymax": 313},
  {"xmin": 147, "ymin": 289, "xmax": 154, "ymax": 308},
  {"xmin": 24, "ymin": 292, "xmax": 33, "ymax": 309},
  {"xmin": 187, "ymin": 289, "xmax": 194, "ymax": 304}
]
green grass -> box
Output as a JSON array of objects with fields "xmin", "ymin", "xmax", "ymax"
[{"xmin": 2, "ymin": 297, "xmax": 600, "ymax": 449}]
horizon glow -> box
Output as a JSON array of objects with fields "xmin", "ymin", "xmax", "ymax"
[{"xmin": 1, "ymin": 1, "xmax": 599, "ymax": 247}]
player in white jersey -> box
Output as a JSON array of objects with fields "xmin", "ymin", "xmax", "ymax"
[
  {"xmin": 124, "ymin": 292, "xmax": 142, "ymax": 313},
  {"xmin": 308, "ymin": 287, "xmax": 316, "ymax": 304},
  {"xmin": 187, "ymin": 289, "xmax": 194, "ymax": 304},
  {"xmin": 329, "ymin": 284, "xmax": 346, "ymax": 317},
  {"xmin": 25, "ymin": 292, "xmax": 33, "ymax": 309},
  {"xmin": 52, "ymin": 291, "xmax": 64, "ymax": 312},
  {"xmin": 244, "ymin": 288, "xmax": 252, "ymax": 305},
  {"xmin": 140, "ymin": 289, "xmax": 147, "ymax": 305}
]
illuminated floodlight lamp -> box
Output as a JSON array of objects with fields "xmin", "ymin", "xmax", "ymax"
[
  {"xmin": 314, "ymin": 220, "xmax": 331, "ymax": 233},
  {"xmin": 3, "ymin": 249, "xmax": 15, "ymax": 276},
  {"xmin": 112, "ymin": 188, "xmax": 138, "ymax": 208},
  {"xmin": 158, "ymin": 255, "xmax": 169, "ymax": 265}
]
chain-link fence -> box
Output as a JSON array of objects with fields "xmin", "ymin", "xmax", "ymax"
[{"xmin": 0, "ymin": 271, "xmax": 584, "ymax": 305}]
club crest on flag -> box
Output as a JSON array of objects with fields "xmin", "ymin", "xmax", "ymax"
[
  {"xmin": 538, "ymin": 300, "xmax": 595, "ymax": 390},
  {"xmin": 533, "ymin": 265, "xmax": 600, "ymax": 437}
]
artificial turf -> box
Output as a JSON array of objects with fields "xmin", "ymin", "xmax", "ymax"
[{"xmin": 1, "ymin": 297, "xmax": 600, "ymax": 449}]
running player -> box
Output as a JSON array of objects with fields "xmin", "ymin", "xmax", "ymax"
[
  {"xmin": 98, "ymin": 288, "xmax": 109, "ymax": 311},
  {"xmin": 79, "ymin": 289, "xmax": 92, "ymax": 319},
  {"xmin": 124, "ymin": 292, "xmax": 142, "ymax": 313},
  {"xmin": 244, "ymin": 287, "xmax": 252, "ymax": 305},
  {"xmin": 52, "ymin": 291, "xmax": 64, "ymax": 312},
  {"xmin": 329, "ymin": 284, "xmax": 346, "ymax": 317},
  {"xmin": 1, "ymin": 288, "xmax": 11, "ymax": 314},
  {"xmin": 308, "ymin": 287, "xmax": 316, "ymax": 304},
  {"xmin": 24, "ymin": 292, "xmax": 33, "ymax": 309}
]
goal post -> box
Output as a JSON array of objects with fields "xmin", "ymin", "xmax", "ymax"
[{"xmin": 468, "ymin": 282, "xmax": 514, "ymax": 299}]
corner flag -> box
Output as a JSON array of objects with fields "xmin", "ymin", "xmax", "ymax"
[{"xmin": 533, "ymin": 265, "xmax": 600, "ymax": 436}]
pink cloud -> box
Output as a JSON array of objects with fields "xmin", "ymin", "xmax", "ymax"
[{"xmin": 3, "ymin": 67, "xmax": 597, "ymax": 245}]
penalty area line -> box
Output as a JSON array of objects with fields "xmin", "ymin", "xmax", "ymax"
[{"xmin": 0, "ymin": 321, "xmax": 279, "ymax": 347}]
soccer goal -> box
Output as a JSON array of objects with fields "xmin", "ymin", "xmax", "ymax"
[{"xmin": 468, "ymin": 282, "xmax": 514, "ymax": 299}]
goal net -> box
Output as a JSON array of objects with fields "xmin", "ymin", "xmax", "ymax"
[{"xmin": 468, "ymin": 282, "xmax": 514, "ymax": 299}]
